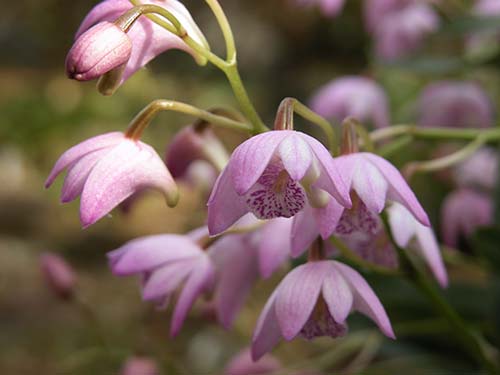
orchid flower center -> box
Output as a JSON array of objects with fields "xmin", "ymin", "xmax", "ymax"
[
  {"xmin": 300, "ymin": 297, "xmax": 347, "ymax": 340},
  {"xmin": 245, "ymin": 159, "xmax": 306, "ymax": 220}
]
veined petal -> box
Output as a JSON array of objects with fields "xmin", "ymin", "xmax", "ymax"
[
  {"xmin": 291, "ymin": 207, "xmax": 320, "ymax": 257},
  {"xmin": 258, "ymin": 218, "xmax": 292, "ymax": 278},
  {"xmin": 141, "ymin": 258, "xmax": 196, "ymax": 300},
  {"xmin": 80, "ymin": 139, "xmax": 177, "ymax": 227},
  {"xmin": 207, "ymin": 166, "xmax": 249, "ymax": 235},
  {"xmin": 415, "ymin": 225, "xmax": 448, "ymax": 288},
  {"xmin": 363, "ymin": 153, "xmax": 430, "ymax": 226},
  {"xmin": 387, "ymin": 202, "xmax": 416, "ymax": 247},
  {"xmin": 334, "ymin": 261, "xmax": 395, "ymax": 338},
  {"xmin": 313, "ymin": 196, "xmax": 344, "ymax": 239},
  {"xmin": 278, "ymin": 134, "xmax": 313, "ymax": 181},
  {"xmin": 252, "ymin": 289, "xmax": 282, "ymax": 361},
  {"xmin": 352, "ymin": 158, "xmax": 388, "ymax": 213},
  {"xmin": 275, "ymin": 262, "xmax": 328, "ymax": 340},
  {"xmin": 170, "ymin": 256, "xmax": 215, "ymax": 337},
  {"xmin": 109, "ymin": 234, "xmax": 201, "ymax": 275},
  {"xmin": 322, "ymin": 264, "xmax": 353, "ymax": 323},
  {"xmin": 230, "ymin": 131, "xmax": 287, "ymax": 195},
  {"xmin": 76, "ymin": 0, "xmax": 129, "ymax": 38},
  {"xmin": 45, "ymin": 132, "xmax": 124, "ymax": 188}
]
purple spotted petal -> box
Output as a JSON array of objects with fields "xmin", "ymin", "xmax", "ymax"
[
  {"xmin": 334, "ymin": 261, "xmax": 395, "ymax": 338},
  {"xmin": 251, "ymin": 289, "xmax": 282, "ymax": 361},
  {"xmin": 207, "ymin": 166, "xmax": 249, "ymax": 235},
  {"xmin": 108, "ymin": 234, "xmax": 201, "ymax": 275},
  {"xmin": 274, "ymin": 262, "xmax": 328, "ymax": 340},
  {"xmin": 362, "ymin": 153, "xmax": 430, "ymax": 226},
  {"xmin": 45, "ymin": 132, "xmax": 124, "ymax": 188}
]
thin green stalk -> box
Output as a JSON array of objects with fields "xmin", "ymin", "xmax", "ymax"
[
  {"xmin": 204, "ymin": 0, "xmax": 236, "ymax": 62},
  {"xmin": 377, "ymin": 135, "xmax": 413, "ymax": 158}
]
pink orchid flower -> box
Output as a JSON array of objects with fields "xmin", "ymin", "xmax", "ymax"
[
  {"xmin": 207, "ymin": 130, "xmax": 351, "ymax": 235},
  {"xmin": 40, "ymin": 252, "xmax": 77, "ymax": 300},
  {"xmin": 294, "ymin": 0, "xmax": 345, "ymax": 17},
  {"xmin": 45, "ymin": 132, "xmax": 178, "ymax": 228},
  {"xmin": 251, "ymin": 260, "xmax": 394, "ymax": 360}
]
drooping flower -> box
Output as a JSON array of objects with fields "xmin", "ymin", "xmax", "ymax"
[
  {"xmin": 66, "ymin": 21, "xmax": 132, "ymax": 81},
  {"xmin": 40, "ymin": 252, "xmax": 77, "ymax": 300},
  {"xmin": 108, "ymin": 232, "xmax": 215, "ymax": 336},
  {"xmin": 309, "ymin": 76, "xmax": 390, "ymax": 128},
  {"xmin": 387, "ymin": 202, "xmax": 448, "ymax": 287},
  {"xmin": 120, "ymin": 356, "xmax": 159, "ymax": 375},
  {"xmin": 418, "ymin": 81, "xmax": 494, "ymax": 128},
  {"xmin": 441, "ymin": 189, "xmax": 493, "ymax": 248},
  {"xmin": 294, "ymin": 0, "xmax": 346, "ymax": 17},
  {"xmin": 251, "ymin": 260, "xmax": 394, "ymax": 360},
  {"xmin": 453, "ymin": 147, "xmax": 498, "ymax": 191},
  {"xmin": 291, "ymin": 152, "xmax": 430, "ymax": 256},
  {"xmin": 68, "ymin": 0, "xmax": 208, "ymax": 87},
  {"xmin": 365, "ymin": 1, "xmax": 440, "ymax": 60},
  {"xmin": 45, "ymin": 132, "xmax": 178, "ymax": 228},
  {"xmin": 207, "ymin": 130, "xmax": 351, "ymax": 235}
]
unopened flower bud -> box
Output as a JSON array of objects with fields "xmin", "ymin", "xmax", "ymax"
[
  {"xmin": 40, "ymin": 252, "xmax": 76, "ymax": 300},
  {"xmin": 66, "ymin": 21, "xmax": 132, "ymax": 81}
]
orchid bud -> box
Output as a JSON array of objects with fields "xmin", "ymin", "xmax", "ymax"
[
  {"xmin": 40, "ymin": 252, "xmax": 77, "ymax": 300},
  {"xmin": 66, "ymin": 21, "xmax": 132, "ymax": 81}
]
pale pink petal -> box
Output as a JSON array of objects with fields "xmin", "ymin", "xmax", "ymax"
[
  {"xmin": 291, "ymin": 207, "xmax": 320, "ymax": 257},
  {"xmin": 80, "ymin": 139, "xmax": 177, "ymax": 227},
  {"xmin": 363, "ymin": 153, "xmax": 430, "ymax": 226},
  {"xmin": 45, "ymin": 132, "xmax": 123, "ymax": 188},
  {"xmin": 387, "ymin": 202, "xmax": 416, "ymax": 247},
  {"xmin": 415, "ymin": 225, "xmax": 448, "ymax": 288},
  {"xmin": 141, "ymin": 259, "xmax": 196, "ymax": 300},
  {"xmin": 108, "ymin": 234, "xmax": 201, "ymax": 275},
  {"xmin": 313, "ymin": 196, "xmax": 345, "ymax": 239},
  {"xmin": 278, "ymin": 134, "xmax": 313, "ymax": 181},
  {"xmin": 170, "ymin": 256, "xmax": 215, "ymax": 336},
  {"xmin": 207, "ymin": 166, "xmax": 249, "ymax": 235},
  {"xmin": 258, "ymin": 218, "xmax": 293, "ymax": 278},
  {"xmin": 76, "ymin": 0, "xmax": 129, "ymax": 38},
  {"xmin": 252, "ymin": 289, "xmax": 282, "ymax": 361},
  {"xmin": 230, "ymin": 131, "xmax": 287, "ymax": 195},
  {"xmin": 334, "ymin": 261, "xmax": 395, "ymax": 338},
  {"xmin": 352, "ymin": 158, "xmax": 388, "ymax": 213},
  {"xmin": 224, "ymin": 348, "xmax": 282, "ymax": 375},
  {"xmin": 322, "ymin": 265, "xmax": 353, "ymax": 323},
  {"xmin": 275, "ymin": 262, "xmax": 328, "ymax": 340}
]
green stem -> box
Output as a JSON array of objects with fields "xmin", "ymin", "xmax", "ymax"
[
  {"xmin": 125, "ymin": 99, "xmax": 252, "ymax": 139},
  {"xmin": 204, "ymin": 0, "xmax": 236, "ymax": 62},
  {"xmin": 377, "ymin": 135, "xmax": 413, "ymax": 158}
]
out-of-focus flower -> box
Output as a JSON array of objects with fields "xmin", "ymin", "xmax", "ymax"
[
  {"xmin": 388, "ymin": 203, "xmax": 448, "ymax": 287},
  {"xmin": 120, "ymin": 356, "xmax": 159, "ymax": 375},
  {"xmin": 108, "ymin": 233, "xmax": 215, "ymax": 336},
  {"xmin": 40, "ymin": 252, "xmax": 77, "ymax": 300},
  {"xmin": 365, "ymin": 1, "xmax": 440, "ymax": 60},
  {"xmin": 294, "ymin": 0, "xmax": 345, "ymax": 17},
  {"xmin": 418, "ymin": 81, "xmax": 494, "ymax": 128},
  {"xmin": 453, "ymin": 147, "xmax": 498, "ymax": 191},
  {"xmin": 66, "ymin": 21, "xmax": 132, "ymax": 81},
  {"xmin": 207, "ymin": 130, "xmax": 351, "ymax": 235},
  {"xmin": 166, "ymin": 125, "xmax": 228, "ymax": 181},
  {"xmin": 45, "ymin": 132, "xmax": 178, "ymax": 228},
  {"xmin": 466, "ymin": 0, "xmax": 500, "ymax": 56},
  {"xmin": 441, "ymin": 189, "xmax": 493, "ymax": 248},
  {"xmin": 69, "ymin": 0, "xmax": 208, "ymax": 87},
  {"xmin": 224, "ymin": 348, "xmax": 282, "ymax": 375},
  {"xmin": 291, "ymin": 152, "xmax": 430, "ymax": 256},
  {"xmin": 251, "ymin": 260, "xmax": 394, "ymax": 360},
  {"xmin": 309, "ymin": 77, "xmax": 390, "ymax": 128}
]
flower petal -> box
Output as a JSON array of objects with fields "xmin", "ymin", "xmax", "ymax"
[
  {"xmin": 314, "ymin": 196, "xmax": 345, "ymax": 239},
  {"xmin": 363, "ymin": 153, "xmax": 429, "ymax": 226},
  {"xmin": 207, "ymin": 166, "xmax": 249, "ymax": 235},
  {"xmin": 334, "ymin": 261, "xmax": 395, "ymax": 338},
  {"xmin": 352, "ymin": 157, "xmax": 388, "ymax": 213},
  {"xmin": 258, "ymin": 218, "xmax": 292, "ymax": 278},
  {"xmin": 322, "ymin": 265, "xmax": 353, "ymax": 323},
  {"xmin": 387, "ymin": 202, "xmax": 416, "ymax": 247},
  {"xmin": 275, "ymin": 262, "xmax": 328, "ymax": 340},
  {"xmin": 252, "ymin": 289, "xmax": 282, "ymax": 361},
  {"xmin": 170, "ymin": 256, "xmax": 215, "ymax": 337},
  {"xmin": 230, "ymin": 131, "xmax": 287, "ymax": 195},
  {"xmin": 278, "ymin": 133, "xmax": 313, "ymax": 181},
  {"xmin": 45, "ymin": 132, "xmax": 123, "ymax": 188},
  {"xmin": 291, "ymin": 207, "xmax": 319, "ymax": 257},
  {"xmin": 415, "ymin": 225, "xmax": 448, "ymax": 288}
]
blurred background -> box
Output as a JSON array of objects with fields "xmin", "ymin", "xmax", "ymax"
[{"xmin": 1, "ymin": 0, "xmax": 500, "ymax": 373}]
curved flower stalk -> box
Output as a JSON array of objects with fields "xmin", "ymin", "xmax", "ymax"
[
  {"xmin": 291, "ymin": 152, "xmax": 430, "ymax": 256},
  {"xmin": 309, "ymin": 76, "xmax": 390, "ymax": 129},
  {"xmin": 108, "ymin": 233, "xmax": 215, "ymax": 336},
  {"xmin": 453, "ymin": 147, "xmax": 498, "ymax": 191},
  {"xmin": 251, "ymin": 260, "xmax": 395, "ymax": 360},
  {"xmin": 294, "ymin": 0, "xmax": 345, "ymax": 17},
  {"xmin": 45, "ymin": 132, "xmax": 178, "ymax": 228},
  {"xmin": 441, "ymin": 189, "xmax": 493, "ymax": 249},
  {"xmin": 418, "ymin": 81, "xmax": 494, "ymax": 128},
  {"xmin": 67, "ymin": 0, "xmax": 209, "ymax": 89},
  {"xmin": 207, "ymin": 130, "xmax": 351, "ymax": 235},
  {"xmin": 365, "ymin": 0, "xmax": 440, "ymax": 60}
]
